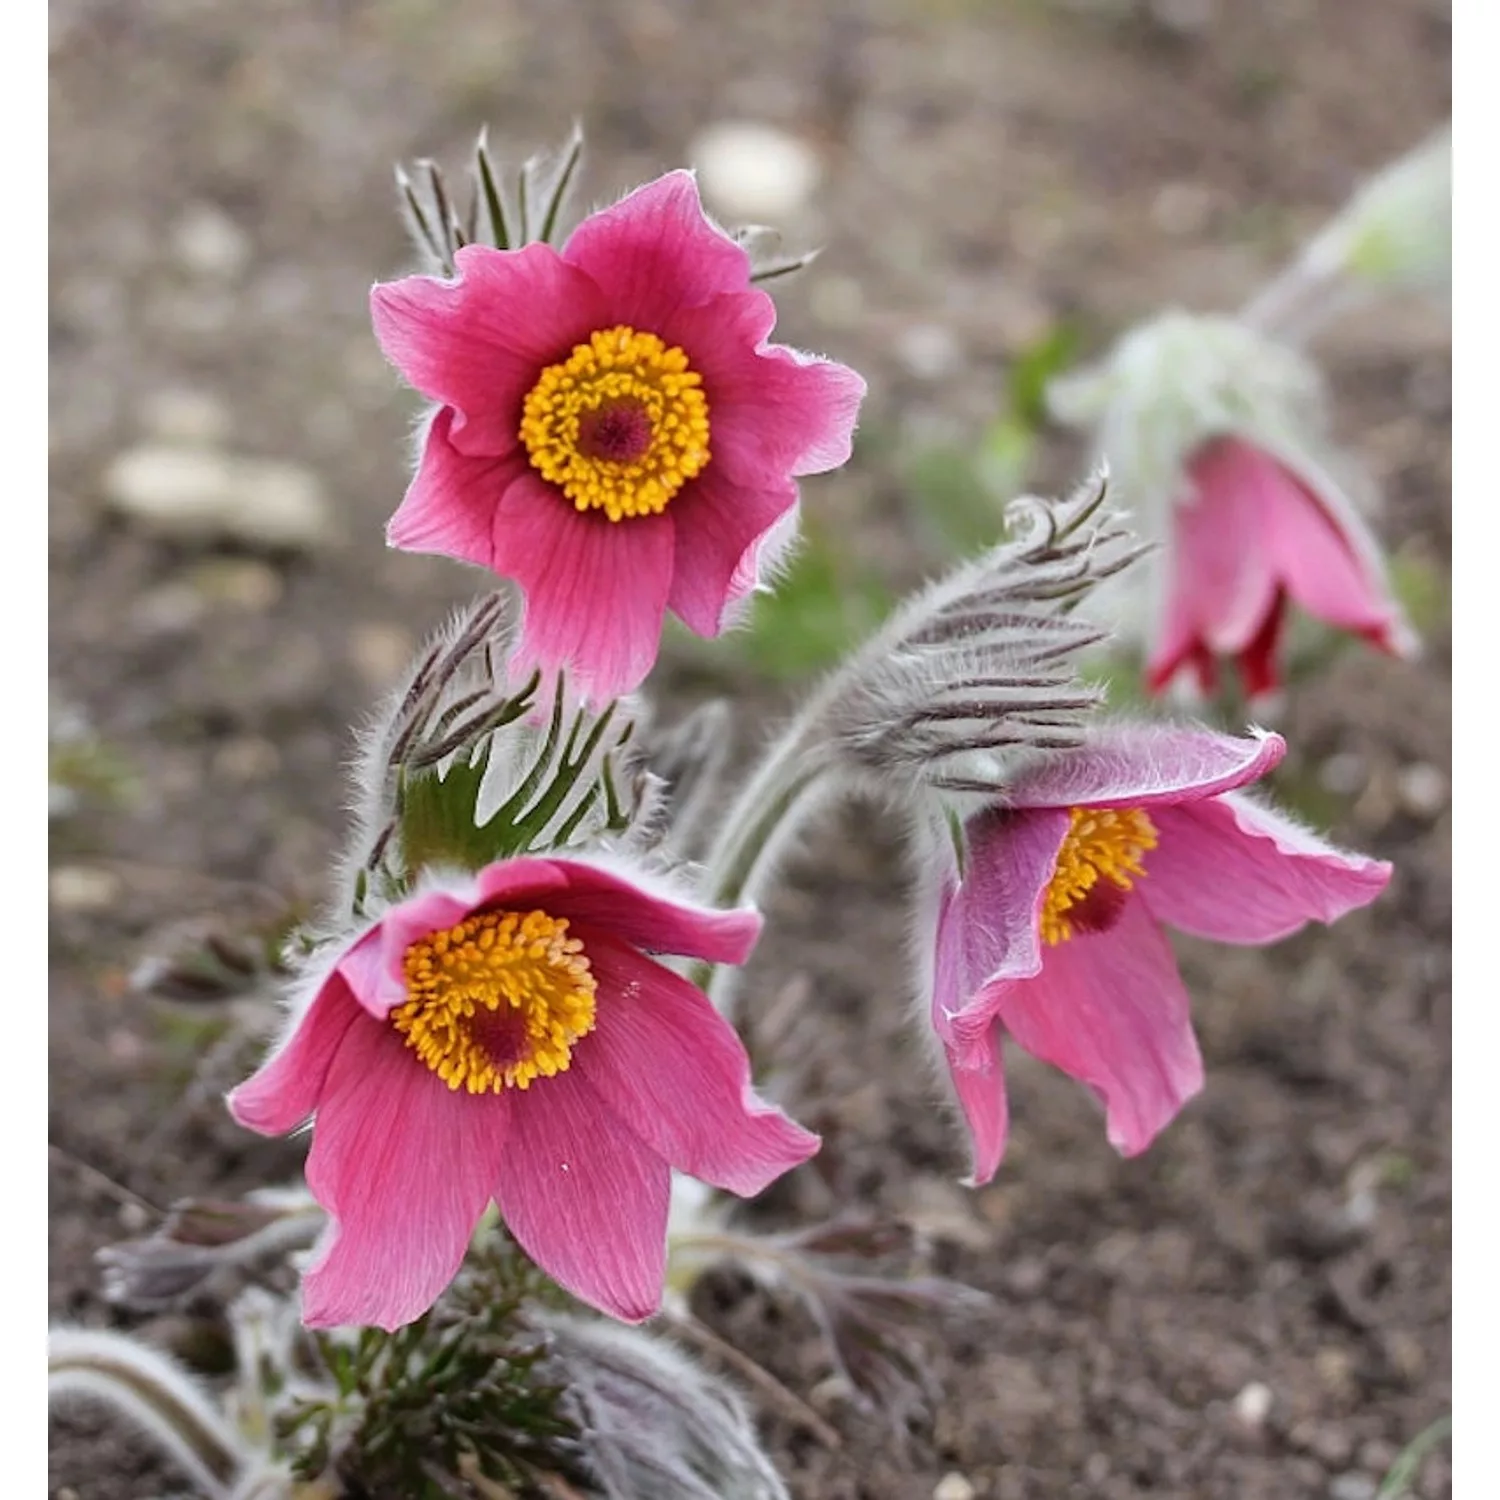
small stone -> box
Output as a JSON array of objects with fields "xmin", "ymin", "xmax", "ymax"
[
  {"xmin": 691, "ymin": 120, "xmax": 822, "ymax": 222},
  {"xmin": 104, "ymin": 445, "xmax": 333, "ymax": 551},
  {"xmin": 188, "ymin": 558, "xmax": 284, "ymax": 612},
  {"xmin": 1328, "ymin": 1475, "xmax": 1377, "ymax": 1500},
  {"xmin": 117, "ymin": 1201, "xmax": 151, "ymax": 1234},
  {"xmin": 1396, "ymin": 762, "xmax": 1447, "ymax": 818},
  {"xmin": 1316, "ymin": 1346, "xmax": 1358, "ymax": 1398},
  {"xmin": 137, "ymin": 388, "xmax": 233, "ymax": 447},
  {"xmin": 1001, "ymin": 1255, "xmax": 1047, "ymax": 1296},
  {"xmin": 1232, "ymin": 1380, "xmax": 1274, "ymax": 1429},
  {"xmin": 895, "ymin": 322, "xmax": 963, "ymax": 381},
  {"xmin": 350, "ymin": 622, "xmax": 417, "ymax": 691},
  {"xmin": 1320, "ymin": 751, "xmax": 1368, "ymax": 797},
  {"xmin": 132, "ymin": 580, "xmax": 207, "ymax": 634},
  {"xmin": 933, "ymin": 1474, "xmax": 976, "ymax": 1500},
  {"xmin": 171, "ymin": 202, "xmax": 252, "ymax": 279},
  {"xmin": 50, "ymin": 865, "xmax": 123, "ymax": 912}
]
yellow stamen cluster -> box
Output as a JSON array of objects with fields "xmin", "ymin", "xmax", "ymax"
[
  {"xmin": 519, "ymin": 325, "xmax": 711, "ymax": 521},
  {"xmin": 1040, "ymin": 806, "xmax": 1158, "ymax": 946},
  {"xmin": 392, "ymin": 909, "xmax": 597, "ymax": 1093}
]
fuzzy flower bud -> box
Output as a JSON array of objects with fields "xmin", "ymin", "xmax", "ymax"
[
  {"xmin": 1047, "ymin": 313, "xmax": 1415, "ymax": 700},
  {"xmin": 818, "ymin": 468, "xmax": 1143, "ymax": 799},
  {"xmin": 539, "ymin": 1312, "xmax": 791, "ymax": 1500},
  {"xmin": 333, "ymin": 591, "xmax": 656, "ymax": 930}
]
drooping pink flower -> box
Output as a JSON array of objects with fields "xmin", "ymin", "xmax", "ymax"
[
  {"xmin": 1148, "ymin": 437, "xmax": 1415, "ymax": 700},
  {"xmin": 928, "ymin": 723, "xmax": 1391, "ymax": 1184},
  {"xmin": 371, "ymin": 171, "xmax": 866, "ymax": 701},
  {"xmin": 228, "ymin": 855, "xmax": 819, "ymax": 1329}
]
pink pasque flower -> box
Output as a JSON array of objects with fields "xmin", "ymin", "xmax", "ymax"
[
  {"xmin": 1149, "ymin": 436, "xmax": 1415, "ymax": 700},
  {"xmin": 929, "ymin": 723, "xmax": 1391, "ymax": 1184},
  {"xmin": 371, "ymin": 170, "xmax": 866, "ymax": 701},
  {"xmin": 228, "ymin": 856, "xmax": 819, "ymax": 1329}
]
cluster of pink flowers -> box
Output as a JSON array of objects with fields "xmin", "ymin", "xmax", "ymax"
[{"xmin": 229, "ymin": 165, "xmax": 1394, "ymax": 1335}]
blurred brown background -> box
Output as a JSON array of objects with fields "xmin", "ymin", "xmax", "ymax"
[{"xmin": 50, "ymin": 3, "xmax": 1450, "ymax": 1497}]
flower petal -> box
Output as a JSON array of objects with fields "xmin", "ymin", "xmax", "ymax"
[
  {"xmin": 1260, "ymin": 456, "xmax": 1410, "ymax": 646},
  {"xmin": 667, "ymin": 469, "xmax": 798, "ymax": 636},
  {"xmin": 371, "ymin": 243, "xmax": 608, "ymax": 457},
  {"xmin": 1139, "ymin": 792, "xmax": 1392, "ymax": 944},
  {"xmin": 934, "ymin": 808, "xmax": 1062, "ymax": 1043},
  {"xmin": 573, "ymin": 933, "xmax": 819, "ymax": 1196},
  {"xmin": 995, "ymin": 898, "xmax": 1204, "ymax": 1158},
  {"xmin": 941, "ymin": 1028, "xmax": 1011, "ymax": 1187},
  {"xmin": 386, "ymin": 409, "xmax": 532, "ymax": 572},
  {"xmin": 1147, "ymin": 449, "xmax": 1282, "ymax": 693},
  {"xmin": 1004, "ymin": 723, "xmax": 1286, "ymax": 812},
  {"xmin": 561, "ymin": 171, "xmax": 751, "ymax": 329},
  {"xmin": 666, "ymin": 292, "xmax": 866, "ymax": 484},
  {"xmin": 494, "ymin": 1069, "xmax": 670, "ymax": 1321},
  {"xmin": 300, "ymin": 1019, "xmax": 507, "ymax": 1330},
  {"xmin": 227, "ymin": 973, "xmax": 358, "ymax": 1136},
  {"xmin": 546, "ymin": 856, "xmax": 761, "ymax": 963},
  {"xmin": 490, "ymin": 475, "xmax": 675, "ymax": 702}
]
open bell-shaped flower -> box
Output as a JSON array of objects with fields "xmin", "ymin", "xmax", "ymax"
[
  {"xmin": 228, "ymin": 852, "xmax": 819, "ymax": 1328},
  {"xmin": 921, "ymin": 721, "xmax": 1391, "ymax": 1183},
  {"xmin": 1047, "ymin": 312, "xmax": 1416, "ymax": 701}
]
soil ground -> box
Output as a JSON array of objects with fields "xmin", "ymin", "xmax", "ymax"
[{"xmin": 50, "ymin": 2, "xmax": 1451, "ymax": 1496}]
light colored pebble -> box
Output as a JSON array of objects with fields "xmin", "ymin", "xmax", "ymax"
[
  {"xmin": 171, "ymin": 201, "xmax": 252, "ymax": 279},
  {"xmin": 1320, "ymin": 751, "xmax": 1368, "ymax": 797},
  {"xmin": 933, "ymin": 1473, "xmax": 976, "ymax": 1500},
  {"xmin": 691, "ymin": 120, "xmax": 822, "ymax": 222},
  {"xmin": 188, "ymin": 558, "xmax": 285, "ymax": 612},
  {"xmin": 104, "ymin": 445, "xmax": 333, "ymax": 551},
  {"xmin": 1397, "ymin": 761, "xmax": 1447, "ymax": 818},
  {"xmin": 1328, "ymin": 1474, "xmax": 1377, "ymax": 1500},
  {"xmin": 50, "ymin": 865, "xmax": 123, "ymax": 912},
  {"xmin": 1232, "ymin": 1380, "xmax": 1274, "ymax": 1429}
]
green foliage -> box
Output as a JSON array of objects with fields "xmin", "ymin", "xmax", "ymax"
[
  {"xmin": 48, "ymin": 731, "xmax": 138, "ymax": 817},
  {"xmin": 902, "ymin": 321, "xmax": 1078, "ymax": 557},
  {"xmin": 393, "ymin": 686, "xmax": 635, "ymax": 888},
  {"xmin": 1376, "ymin": 1413, "xmax": 1451, "ymax": 1500},
  {"xmin": 281, "ymin": 1234, "xmax": 587, "ymax": 1498},
  {"xmin": 729, "ymin": 520, "xmax": 894, "ymax": 682},
  {"xmin": 1388, "ymin": 548, "xmax": 1451, "ymax": 636}
]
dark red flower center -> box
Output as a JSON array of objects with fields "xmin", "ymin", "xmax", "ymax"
[{"xmin": 576, "ymin": 399, "xmax": 655, "ymax": 466}]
